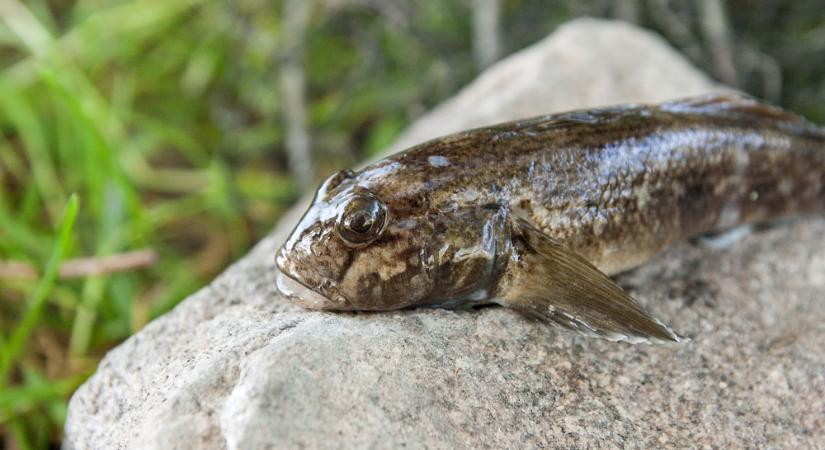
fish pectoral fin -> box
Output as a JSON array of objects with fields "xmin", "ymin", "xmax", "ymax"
[{"xmin": 496, "ymin": 217, "xmax": 682, "ymax": 344}]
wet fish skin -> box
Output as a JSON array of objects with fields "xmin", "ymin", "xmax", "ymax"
[{"xmin": 275, "ymin": 94, "xmax": 825, "ymax": 343}]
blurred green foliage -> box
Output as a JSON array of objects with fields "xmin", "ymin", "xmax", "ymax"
[{"xmin": 0, "ymin": 0, "xmax": 822, "ymax": 447}]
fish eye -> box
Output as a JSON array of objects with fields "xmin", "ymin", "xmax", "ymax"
[{"xmin": 336, "ymin": 194, "xmax": 388, "ymax": 246}]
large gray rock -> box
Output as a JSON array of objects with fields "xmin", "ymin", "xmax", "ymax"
[{"xmin": 64, "ymin": 18, "xmax": 825, "ymax": 449}]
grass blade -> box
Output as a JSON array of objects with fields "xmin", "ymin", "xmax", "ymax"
[{"xmin": 0, "ymin": 194, "xmax": 79, "ymax": 383}]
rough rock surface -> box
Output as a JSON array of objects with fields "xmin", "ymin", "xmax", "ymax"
[{"xmin": 65, "ymin": 18, "xmax": 825, "ymax": 449}]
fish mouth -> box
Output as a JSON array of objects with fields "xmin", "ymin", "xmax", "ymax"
[{"xmin": 276, "ymin": 271, "xmax": 337, "ymax": 310}]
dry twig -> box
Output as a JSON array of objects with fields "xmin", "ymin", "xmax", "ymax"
[{"xmin": 0, "ymin": 249, "xmax": 159, "ymax": 280}]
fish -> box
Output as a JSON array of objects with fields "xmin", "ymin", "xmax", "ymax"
[{"xmin": 275, "ymin": 94, "xmax": 825, "ymax": 343}]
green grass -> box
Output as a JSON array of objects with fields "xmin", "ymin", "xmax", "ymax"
[
  {"xmin": 0, "ymin": 1, "xmax": 304, "ymax": 446},
  {"xmin": 0, "ymin": 195, "xmax": 79, "ymax": 450},
  {"xmin": 0, "ymin": 195, "xmax": 79, "ymax": 381}
]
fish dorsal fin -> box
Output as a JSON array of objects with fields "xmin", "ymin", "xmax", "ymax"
[
  {"xmin": 659, "ymin": 93, "xmax": 809, "ymax": 124},
  {"xmin": 496, "ymin": 217, "xmax": 682, "ymax": 344}
]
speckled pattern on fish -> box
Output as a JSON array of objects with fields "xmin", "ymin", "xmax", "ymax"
[{"xmin": 275, "ymin": 94, "xmax": 825, "ymax": 343}]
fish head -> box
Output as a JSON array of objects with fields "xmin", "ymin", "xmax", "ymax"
[
  {"xmin": 275, "ymin": 168, "xmax": 508, "ymax": 311},
  {"xmin": 276, "ymin": 169, "xmax": 435, "ymax": 310}
]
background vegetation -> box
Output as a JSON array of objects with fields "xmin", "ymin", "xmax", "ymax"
[{"xmin": 0, "ymin": 0, "xmax": 822, "ymax": 447}]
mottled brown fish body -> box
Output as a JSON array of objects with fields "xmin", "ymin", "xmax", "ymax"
[
  {"xmin": 276, "ymin": 95, "xmax": 825, "ymax": 343},
  {"xmin": 360, "ymin": 96, "xmax": 825, "ymax": 275}
]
